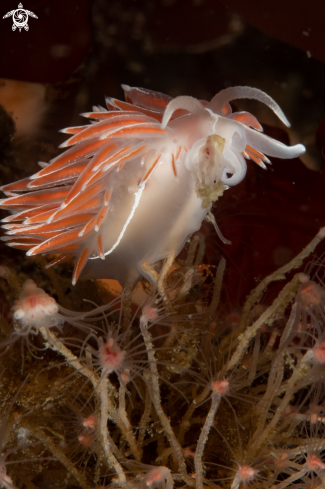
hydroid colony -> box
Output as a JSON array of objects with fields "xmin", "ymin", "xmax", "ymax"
[{"xmin": 0, "ymin": 86, "xmax": 324, "ymax": 489}]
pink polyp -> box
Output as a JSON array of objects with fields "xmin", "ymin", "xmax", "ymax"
[
  {"xmin": 212, "ymin": 379, "xmax": 229, "ymax": 395},
  {"xmin": 299, "ymin": 282, "xmax": 322, "ymax": 307},
  {"xmin": 139, "ymin": 466, "xmax": 173, "ymax": 489},
  {"xmin": 239, "ymin": 465, "xmax": 256, "ymax": 481},
  {"xmin": 0, "ymin": 463, "xmax": 13, "ymax": 488},
  {"xmin": 274, "ymin": 453, "xmax": 289, "ymax": 468},
  {"xmin": 183, "ymin": 447, "xmax": 195, "ymax": 458},
  {"xmin": 146, "ymin": 469, "xmax": 162, "ymax": 485},
  {"xmin": 120, "ymin": 368, "xmax": 131, "ymax": 383},
  {"xmin": 315, "ymin": 343, "xmax": 325, "ymax": 364},
  {"xmin": 99, "ymin": 337, "xmax": 126, "ymax": 373},
  {"xmin": 307, "ymin": 454, "xmax": 325, "ymax": 472},
  {"xmin": 11, "ymin": 279, "xmax": 61, "ymax": 332},
  {"xmin": 145, "ymin": 467, "xmax": 171, "ymax": 488},
  {"xmin": 82, "ymin": 414, "xmax": 96, "ymax": 429},
  {"xmin": 141, "ymin": 305, "xmax": 159, "ymax": 324},
  {"xmin": 310, "ymin": 413, "xmax": 318, "ymax": 424},
  {"xmin": 78, "ymin": 433, "xmax": 94, "ymax": 448}
]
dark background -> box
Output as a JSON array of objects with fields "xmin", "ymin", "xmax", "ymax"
[{"xmin": 1, "ymin": 0, "xmax": 325, "ymax": 309}]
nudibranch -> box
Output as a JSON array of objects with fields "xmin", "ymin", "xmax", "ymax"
[{"xmin": 0, "ymin": 85, "xmax": 305, "ymax": 288}]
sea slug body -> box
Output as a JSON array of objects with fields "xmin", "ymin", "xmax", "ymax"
[{"xmin": 0, "ymin": 85, "xmax": 305, "ymax": 288}]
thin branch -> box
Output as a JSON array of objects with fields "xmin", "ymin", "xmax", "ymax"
[
  {"xmin": 238, "ymin": 227, "xmax": 325, "ymax": 333},
  {"xmin": 194, "ymin": 392, "xmax": 221, "ymax": 489},
  {"xmin": 224, "ymin": 273, "xmax": 303, "ymax": 374},
  {"xmin": 99, "ymin": 376, "xmax": 126, "ymax": 484},
  {"xmin": 140, "ymin": 319, "xmax": 193, "ymax": 485}
]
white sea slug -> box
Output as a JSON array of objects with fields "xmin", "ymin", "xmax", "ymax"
[{"xmin": 0, "ymin": 85, "xmax": 305, "ymax": 288}]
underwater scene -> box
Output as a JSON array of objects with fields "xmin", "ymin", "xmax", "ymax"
[{"xmin": 0, "ymin": 0, "xmax": 325, "ymax": 487}]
